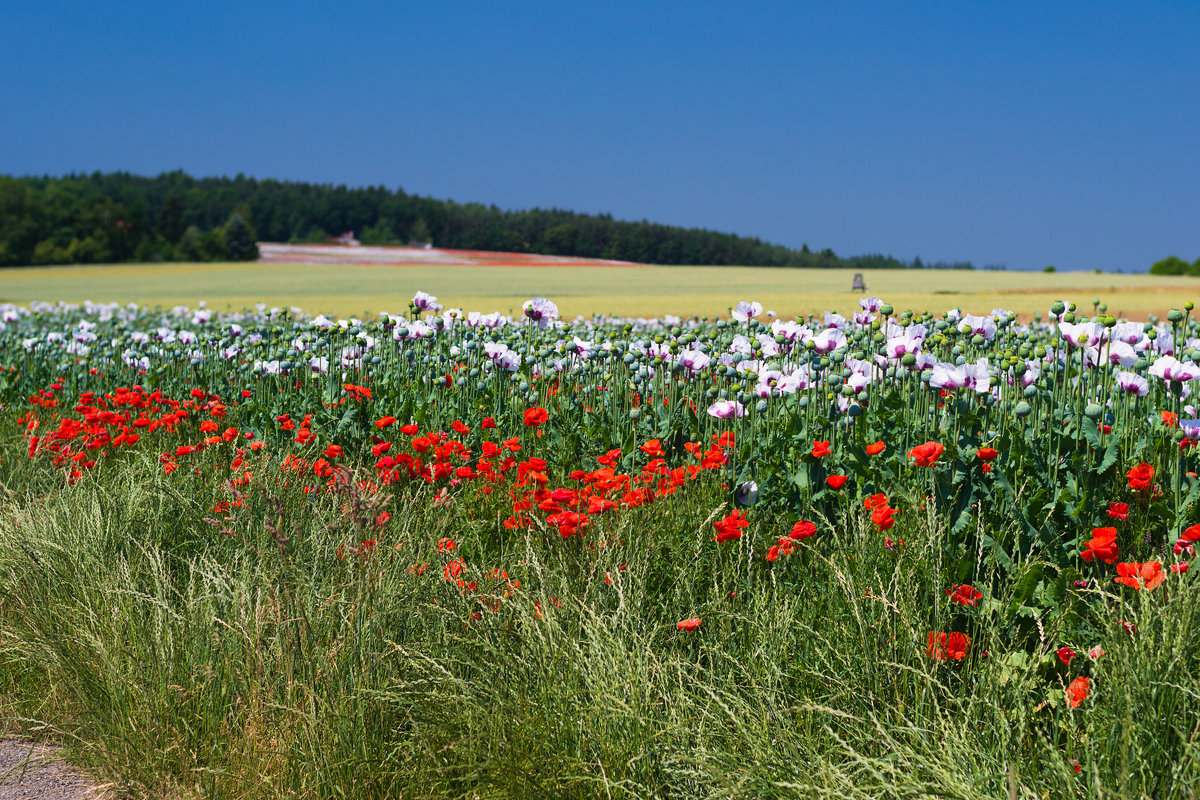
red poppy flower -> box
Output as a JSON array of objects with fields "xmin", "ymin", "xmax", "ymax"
[
  {"xmin": 1066, "ymin": 675, "xmax": 1090, "ymax": 708},
  {"xmin": 865, "ymin": 441, "xmax": 886, "ymax": 456},
  {"xmin": 639, "ymin": 439, "xmax": 665, "ymax": 458},
  {"xmin": 1081, "ymin": 527, "xmax": 1119, "ymax": 564},
  {"xmin": 927, "ymin": 631, "xmax": 971, "ymax": 661},
  {"xmin": 1107, "ymin": 502, "xmax": 1130, "ymax": 521},
  {"xmin": 399, "ymin": 423, "xmax": 419, "ymax": 435},
  {"xmin": 375, "ymin": 416, "xmax": 397, "ymax": 429},
  {"xmin": 788, "ymin": 520, "xmax": 817, "ymax": 541},
  {"xmin": 1114, "ymin": 561, "xmax": 1165, "ymax": 590},
  {"xmin": 945, "ymin": 584, "xmax": 982, "ymax": 607},
  {"xmin": 713, "ymin": 510, "xmax": 749, "ymax": 543},
  {"xmin": 871, "ymin": 504, "xmax": 897, "ymax": 531},
  {"xmin": 1056, "ymin": 646, "xmax": 1076, "ymax": 665},
  {"xmin": 825, "ymin": 474, "xmax": 848, "ymax": 490},
  {"xmin": 1162, "ymin": 411, "xmax": 1178, "ymax": 427},
  {"xmin": 908, "ymin": 441, "xmax": 944, "ymax": 467},
  {"xmin": 1171, "ymin": 562, "xmax": 1189, "ymax": 573},
  {"xmin": 1127, "ymin": 463, "xmax": 1154, "ymax": 492},
  {"xmin": 811, "ymin": 440, "xmax": 832, "ymax": 458},
  {"xmin": 863, "ymin": 493, "xmax": 888, "ymax": 510},
  {"xmin": 976, "ymin": 447, "xmax": 999, "ymax": 462},
  {"xmin": 524, "ymin": 407, "xmax": 549, "ymax": 427},
  {"xmin": 677, "ymin": 617, "xmax": 702, "ymax": 632},
  {"xmin": 481, "ymin": 417, "xmax": 497, "ymax": 429},
  {"xmin": 451, "ymin": 420, "xmax": 470, "ymax": 434},
  {"xmin": 1182, "ymin": 524, "xmax": 1200, "ymax": 543}
]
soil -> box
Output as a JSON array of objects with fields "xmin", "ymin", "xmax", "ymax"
[{"xmin": 0, "ymin": 739, "xmax": 112, "ymax": 800}]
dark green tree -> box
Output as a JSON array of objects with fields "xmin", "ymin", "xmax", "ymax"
[
  {"xmin": 157, "ymin": 194, "xmax": 185, "ymax": 244},
  {"xmin": 1150, "ymin": 255, "xmax": 1190, "ymax": 275},
  {"xmin": 224, "ymin": 213, "xmax": 258, "ymax": 261}
]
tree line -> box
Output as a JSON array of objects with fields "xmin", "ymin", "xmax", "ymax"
[
  {"xmin": 1149, "ymin": 255, "xmax": 1200, "ymax": 276},
  {"xmin": 0, "ymin": 170, "xmax": 982, "ymax": 269}
]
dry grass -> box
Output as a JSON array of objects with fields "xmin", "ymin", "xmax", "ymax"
[{"xmin": 2, "ymin": 260, "xmax": 1198, "ymax": 320}]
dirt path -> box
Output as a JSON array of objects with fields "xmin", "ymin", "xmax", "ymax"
[{"xmin": 0, "ymin": 739, "xmax": 112, "ymax": 800}]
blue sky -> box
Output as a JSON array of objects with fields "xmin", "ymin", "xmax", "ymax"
[{"xmin": 2, "ymin": 1, "xmax": 1198, "ymax": 270}]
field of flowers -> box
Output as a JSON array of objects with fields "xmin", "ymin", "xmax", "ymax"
[{"xmin": 0, "ymin": 292, "xmax": 1198, "ymax": 798}]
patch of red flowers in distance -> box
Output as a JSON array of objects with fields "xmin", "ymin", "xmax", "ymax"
[{"xmin": 677, "ymin": 617, "xmax": 701, "ymax": 632}]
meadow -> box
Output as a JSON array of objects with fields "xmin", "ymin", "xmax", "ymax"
[
  {"xmin": 0, "ymin": 292, "xmax": 1198, "ymax": 798},
  {"xmin": 2, "ymin": 256, "xmax": 1199, "ymax": 320}
]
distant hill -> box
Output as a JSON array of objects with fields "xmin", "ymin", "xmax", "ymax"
[{"xmin": 0, "ymin": 171, "xmax": 979, "ymax": 269}]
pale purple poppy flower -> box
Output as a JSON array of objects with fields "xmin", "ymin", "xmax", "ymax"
[
  {"xmin": 1111, "ymin": 322, "xmax": 1148, "ymax": 348},
  {"xmin": 1149, "ymin": 356, "xmax": 1200, "ymax": 383},
  {"xmin": 823, "ymin": 311, "xmax": 847, "ymax": 329},
  {"xmin": 1179, "ymin": 419, "xmax": 1200, "ymax": 441},
  {"xmin": 1116, "ymin": 371, "xmax": 1149, "ymax": 395},
  {"xmin": 811, "ymin": 328, "xmax": 846, "ymax": 354},
  {"xmin": 412, "ymin": 291, "xmax": 443, "ymax": 313},
  {"xmin": 1057, "ymin": 321, "xmax": 1105, "ymax": 348},
  {"xmin": 707, "ymin": 400, "xmax": 746, "ymax": 419},
  {"xmin": 960, "ymin": 314, "xmax": 997, "ymax": 340},
  {"xmin": 930, "ymin": 362, "xmax": 968, "ymax": 390},
  {"xmin": 523, "ymin": 297, "xmax": 559, "ymax": 328},
  {"xmin": 886, "ymin": 326, "xmax": 926, "ymax": 359},
  {"xmin": 732, "ymin": 301, "xmax": 763, "ymax": 322},
  {"xmin": 678, "ymin": 349, "xmax": 712, "ymax": 373}
]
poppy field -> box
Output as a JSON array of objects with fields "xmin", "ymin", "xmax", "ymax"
[{"xmin": 0, "ymin": 293, "xmax": 1199, "ymax": 798}]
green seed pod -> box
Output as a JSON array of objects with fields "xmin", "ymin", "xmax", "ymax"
[
  {"xmin": 1084, "ymin": 403, "xmax": 1103, "ymax": 419},
  {"xmin": 755, "ymin": 399, "xmax": 768, "ymax": 413},
  {"xmin": 1014, "ymin": 401, "xmax": 1032, "ymax": 418},
  {"xmin": 1051, "ymin": 301, "xmax": 1066, "ymax": 315},
  {"xmin": 901, "ymin": 353, "xmax": 917, "ymax": 367}
]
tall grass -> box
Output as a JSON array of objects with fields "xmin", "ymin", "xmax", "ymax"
[{"xmin": 0, "ymin": 431, "xmax": 1197, "ymax": 799}]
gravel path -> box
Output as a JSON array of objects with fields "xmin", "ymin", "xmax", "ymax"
[{"xmin": 0, "ymin": 739, "xmax": 112, "ymax": 800}]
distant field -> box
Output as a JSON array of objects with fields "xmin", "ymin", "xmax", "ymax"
[{"xmin": 2, "ymin": 250, "xmax": 1198, "ymax": 320}]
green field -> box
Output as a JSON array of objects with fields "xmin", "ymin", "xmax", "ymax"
[{"xmin": 2, "ymin": 260, "xmax": 1198, "ymax": 319}]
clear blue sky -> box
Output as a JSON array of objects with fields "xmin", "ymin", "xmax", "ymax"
[{"xmin": 3, "ymin": 1, "xmax": 1198, "ymax": 271}]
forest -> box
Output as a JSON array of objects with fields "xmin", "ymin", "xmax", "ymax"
[{"xmin": 0, "ymin": 171, "xmax": 981, "ymax": 269}]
